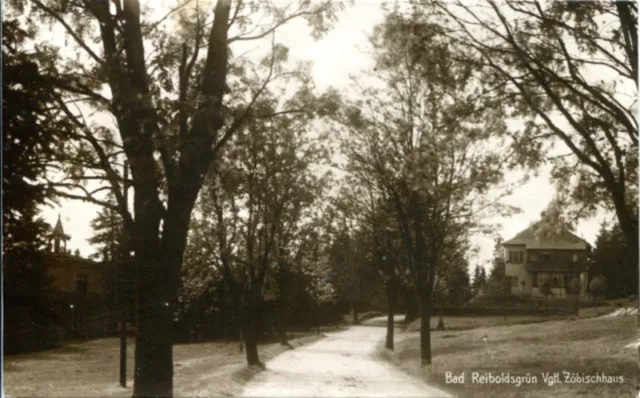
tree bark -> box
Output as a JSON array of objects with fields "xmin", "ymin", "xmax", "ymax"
[
  {"xmin": 278, "ymin": 299, "xmax": 288, "ymax": 346},
  {"xmin": 352, "ymin": 300, "xmax": 359, "ymax": 325},
  {"xmin": 610, "ymin": 185, "xmax": 639, "ymax": 257},
  {"xmin": 132, "ymin": 189, "xmax": 170, "ymax": 398},
  {"xmin": 419, "ymin": 299, "xmax": 432, "ymax": 366},
  {"xmin": 243, "ymin": 325, "xmax": 261, "ymax": 366},
  {"xmin": 133, "ymin": 279, "xmax": 174, "ymax": 397},
  {"xmin": 385, "ymin": 282, "xmax": 396, "ymax": 350},
  {"xmin": 242, "ymin": 303, "xmax": 263, "ymax": 367}
]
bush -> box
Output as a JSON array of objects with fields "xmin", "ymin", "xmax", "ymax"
[
  {"xmin": 4, "ymin": 304, "xmax": 63, "ymax": 354},
  {"xmin": 589, "ymin": 275, "xmax": 607, "ymax": 297}
]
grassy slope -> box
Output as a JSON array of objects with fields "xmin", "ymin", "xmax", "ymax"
[
  {"xmin": 405, "ymin": 306, "xmax": 615, "ymax": 332},
  {"xmin": 379, "ymin": 316, "xmax": 639, "ymax": 398},
  {"xmin": 4, "ymin": 332, "xmax": 325, "ymax": 398}
]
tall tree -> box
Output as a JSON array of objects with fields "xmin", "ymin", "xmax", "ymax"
[
  {"xmin": 2, "ymin": 19, "xmax": 72, "ymax": 353},
  {"xmin": 188, "ymin": 93, "xmax": 332, "ymax": 366},
  {"xmin": 88, "ymin": 196, "xmax": 124, "ymax": 262},
  {"xmin": 488, "ymin": 237, "xmax": 505, "ymax": 284},
  {"xmin": 337, "ymin": 11, "xmax": 514, "ymax": 365},
  {"xmin": 421, "ymin": 0, "xmax": 638, "ymax": 260},
  {"xmin": 326, "ymin": 204, "xmax": 383, "ymax": 326},
  {"xmin": 16, "ymin": 0, "xmax": 343, "ymax": 394},
  {"xmin": 471, "ymin": 265, "xmax": 482, "ymax": 295},
  {"xmin": 590, "ymin": 222, "xmax": 638, "ymax": 299}
]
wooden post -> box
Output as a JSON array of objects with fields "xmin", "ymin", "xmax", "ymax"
[
  {"xmin": 119, "ymin": 320, "xmax": 127, "ymax": 387},
  {"xmin": 119, "ymin": 161, "xmax": 129, "ymax": 388}
]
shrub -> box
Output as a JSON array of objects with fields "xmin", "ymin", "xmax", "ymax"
[{"xmin": 589, "ymin": 275, "xmax": 607, "ymax": 297}]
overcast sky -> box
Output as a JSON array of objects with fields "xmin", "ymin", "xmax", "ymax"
[{"xmin": 41, "ymin": 0, "xmax": 611, "ymax": 269}]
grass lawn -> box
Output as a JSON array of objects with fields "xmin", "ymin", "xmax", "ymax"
[
  {"xmin": 404, "ymin": 306, "xmax": 615, "ymax": 332},
  {"xmin": 3, "ymin": 331, "xmax": 326, "ymax": 398},
  {"xmin": 379, "ymin": 316, "xmax": 639, "ymax": 398}
]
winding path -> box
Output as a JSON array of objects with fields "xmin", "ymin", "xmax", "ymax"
[{"xmin": 241, "ymin": 325, "xmax": 451, "ymax": 397}]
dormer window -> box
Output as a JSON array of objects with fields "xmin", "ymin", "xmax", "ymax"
[{"xmin": 571, "ymin": 253, "xmax": 578, "ymax": 263}]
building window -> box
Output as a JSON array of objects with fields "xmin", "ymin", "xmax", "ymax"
[
  {"xmin": 76, "ymin": 274, "xmax": 88, "ymax": 294},
  {"xmin": 541, "ymin": 252, "xmax": 552, "ymax": 261},
  {"xmin": 529, "ymin": 252, "xmax": 539, "ymax": 262},
  {"xmin": 508, "ymin": 251, "xmax": 523, "ymax": 263},
  {"xmin": 536, "ymin": 272, "xmax": 565, "ymax": 288},
  {"xmin": 571, "ymin": 253, "xmax": 578, "ymax": 263},
  {"xmin": 564, "ymin": 273, "xmax": 580, "ymax": 289}
]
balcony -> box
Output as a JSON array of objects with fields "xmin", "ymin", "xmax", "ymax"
[{"xmin": 525, "ymin": 262, "xmax": 586, "ymax": 272}]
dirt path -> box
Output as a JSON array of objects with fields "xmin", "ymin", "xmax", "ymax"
[{"xmin": 241, "ymin": 326, "xmax": 451, "ymax": 397}]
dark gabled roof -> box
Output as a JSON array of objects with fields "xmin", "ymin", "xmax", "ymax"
[{"xmin": 503, "ymin": 224, "xmax": 589, "ymax": 250}]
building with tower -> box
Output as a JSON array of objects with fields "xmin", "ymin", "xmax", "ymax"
[{"xmin": 45, "ymin": 215, "xmax": 113, "ymax": 337}]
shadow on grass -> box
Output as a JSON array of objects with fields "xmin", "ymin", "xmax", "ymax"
[{"xmin": 4, "ymin": 343, "xmax": 90, "ymax": 362}]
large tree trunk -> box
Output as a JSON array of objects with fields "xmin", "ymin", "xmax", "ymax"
[
  {"xmin": 385, "ymin": 282, "xmax": 396, "ymax": 350},
  {"xmin": 243, "ymin": 303, "xmax": 262, "ymax": 367},
  {"xmin": 133, "ymin": 251, "xmax": 175, "ymax": 398},
  {"xmin": 131, "ymin": 182, "xmax": 172, "ymax": 398},
  {"xmin": 609, "ymin": 184, "xmax": 639, "ymax": 282},
  {"xmin": 243, "ymin": 325, "xmax": 260, "ymax": 366},
  {"xmin": 133, "ymin": 193, "xmax": 193, "ymax": 397},
  {"xmin": 133, "ymin": 299, "xmax": 173, "ymax": 397}
]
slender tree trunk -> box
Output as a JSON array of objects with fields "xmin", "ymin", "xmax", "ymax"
[
  {"xmin": 419, "ymin": 298, "xmax": 432, "ymax": 366},
  {"xmin": 316, "ymin": 300, "xmax": 320, "ymax": 335},
  {"xmin": 352, "ymin": 300, "xmax": 359, "ymax": 324},
  {"xmin": 278, "ymin": 299, "xmax": 288, "ymax": 346},
  {"xmin": 119, "ymin": 320, "xmax": 127, "ymax": 387},
  {"xmin": 436, "ymin": 306, "xmax": 445, "ymax": 330},
  {"xmin": 385, "ymin": 282, "xmax": 396, "ymax": 350}
]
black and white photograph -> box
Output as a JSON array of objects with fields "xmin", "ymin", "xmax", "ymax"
[{"xmin": 2, "ymin": 0, "xmax": 639, "ymax": 397}]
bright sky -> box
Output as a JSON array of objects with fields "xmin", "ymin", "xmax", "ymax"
[{"xmin": 40, "ymin": 0, "xmax": 611, "ymax": 270}]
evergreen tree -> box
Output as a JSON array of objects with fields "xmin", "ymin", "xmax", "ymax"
[
  {"xmin": 88, "ymin": 195, "xmax": 134, "ymax": 329},
  {"xmin": 479, "ymin": 267, "xmax": 488, "ymax": 291},
  {"xmin": 591, "ymin": 223, "xmax": 638, "ymax": 299},
  {"xmin": 2, "ymin": 20, "xmax": 68, "ymax": 353},
  {"xmin": 472, "ymin": 265, "xmax": 482, "ymax": 294},
  {"xmin": 88, "ymin": 197, "xmax": 124, "ymax": 262},
  {"xmin": 488, "ymin": 238, "xmax": 505, "ymax": 283}
]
